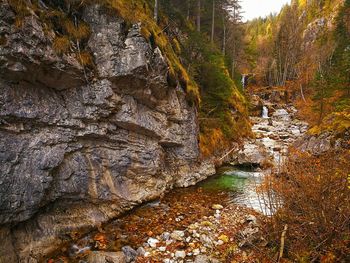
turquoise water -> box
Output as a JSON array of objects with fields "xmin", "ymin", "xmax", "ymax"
[
  {"xmin": 198, "ymin": 166, "xmax": 271, "ymax": 214},
  {"xmin": 199, "ymin": 169, "xmax": 248, "ymax": 193}
]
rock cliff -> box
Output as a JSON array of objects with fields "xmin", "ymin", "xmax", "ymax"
[{"xmin": 0, "ymin": 3, "xmax": 215, "ymax": 261}]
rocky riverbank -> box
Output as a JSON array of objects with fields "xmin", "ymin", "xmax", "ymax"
[
  {"xmin": 48, "ymin": 182, "xmax": 264, "ymax": 263},
  {"xmin": 233, "ymin": 103, "xmax": 309, "ymax": 170}
]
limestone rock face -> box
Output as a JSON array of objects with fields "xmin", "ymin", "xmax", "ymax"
[{"xmin": 0, "ymin": 3, "xmax": 214, "ymax": 261}]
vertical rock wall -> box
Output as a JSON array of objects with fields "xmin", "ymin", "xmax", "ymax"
[{"xmin": 0, "ymin": 3, "xmax": 215, "ymax": 261}]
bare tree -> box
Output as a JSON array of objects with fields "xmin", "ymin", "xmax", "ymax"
[
  {"xmin": 211, "ymin": 0, "xmax": 215, "ymax": 43},
  {"xmin": 197, "ymin": 0, "xmax": 201, "ymax": 32},
  {"xmin": 154, "ymin": 0, "xmax": 159, "ymax": 23}
]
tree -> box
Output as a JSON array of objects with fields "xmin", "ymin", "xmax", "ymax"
[
  {"xmin": 211, "ymin": 0, "xmax": 215, "ymax": 43},
  {"xmin": 197, "ymin": 0, "xmax": 201, "ymax": 32},
  {"xmin": 154, "ymin": 0, "xmax": 159, "ymax": 23}
]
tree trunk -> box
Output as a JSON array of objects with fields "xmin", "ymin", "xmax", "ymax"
[
  {"xmin": 222, "ymin": 17, "xmax": 226, "ymax": 55},
  {"xmin": 197, "ymin": 0, "xmax": 201, "ymax": 32},
  {"xmin": 187, "ymin": 0, "xmax": 190, "ymax": 20},
  {"xmin": 211, "ymin": 0, "xmax": 215, "ymax": 43},
  {"xmin": 154, "ymin": 0, "xmax": 159, "ymax": 23}
]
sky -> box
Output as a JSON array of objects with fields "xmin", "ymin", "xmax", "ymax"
[{"xmin": 241, "ymin": 0, "xmax": 291, "ymax": 21}]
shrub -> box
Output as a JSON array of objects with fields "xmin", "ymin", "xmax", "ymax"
[{"xmin": 260, "ymin": 149, "xmax": 350, "ymax": 262}]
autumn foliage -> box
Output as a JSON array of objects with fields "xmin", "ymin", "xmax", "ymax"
[{"xmin": 260, "ymin": 149, "xmax": 350, "ymax": 262}]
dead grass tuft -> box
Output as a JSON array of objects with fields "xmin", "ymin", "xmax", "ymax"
[{"xmin": 53, "ymin": 36, "xmax": 71, "ymax": 55}]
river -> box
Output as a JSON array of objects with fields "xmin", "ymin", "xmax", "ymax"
[{"xmin": 49, "ymin": 103, "xmax": 308, "ymax": 262}]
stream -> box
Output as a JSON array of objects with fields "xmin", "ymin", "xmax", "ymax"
[{"xmin": 50, "ymin": 103, "xmax": 308, "ymax": 262}]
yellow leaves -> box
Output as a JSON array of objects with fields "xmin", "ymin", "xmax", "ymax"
[
  {"xmin": 320, "ymin": 252, "xmax": 336, "ymax": 263},
  {"xmin": 308, "ymin": 108, "xmax": 350, "ymax": 135},
  {"xmin": 218, "ymin": 234, "xmax": 229, "ymax": 243},
  {"xmin": 199, "ymin": 128, "xmax": 227, "ymax": 158},
  {"xmin": 94, "ymin": 233, "xmax": 108, "ymax": 250}
]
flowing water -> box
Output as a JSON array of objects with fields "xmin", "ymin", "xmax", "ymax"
[
  {"xmin": 262, "ymin": 106, "xmax": 269, "ymax": 118},
  {"xmin": 200, "ymin": 166, "xmax": 271, "ymax": 215},
  {"xmin": 51, "ymin": 105, "xmax": 307, "ymax": 261}
]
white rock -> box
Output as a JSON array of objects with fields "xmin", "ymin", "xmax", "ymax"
[
  {"xmin": 159, "ymin": 246, "xmax": 167, "ymax": 252},
  {"xmin": 147, "ymin": 237, "xmax": 159, "ymax": 248},
  {"xmin": 175, "ymin": 250, "xmax": 186, "ymax": 258},
  {"xmin": 161, "ymin": 232, "xmax": 171, "ymax": 241},
  {"xmin": 217, "ymin": 240, "xmax": 224, "ymax": 246}
]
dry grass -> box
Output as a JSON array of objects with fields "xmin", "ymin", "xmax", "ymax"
[
  {"xmin": 199, "ymin": 128, "xmax": 229, "ymax": 158},
  {"xmin": 52, "ymin": 36, "xmax": 71, "ymax": 55},
  {"xmin": 77, "ymin": 51, "xmax": 94, "ymax": 67},
  {"xmin": 63, "ymin": 19, "xmax": 91, "ymax": 41},
  {"xmin": 260, "ymin": 149, "xmax": 350, "ymax": 262}
]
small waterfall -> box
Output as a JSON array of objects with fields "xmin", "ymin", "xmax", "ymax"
[{"xmin": 262, "ymin": 106, "xmax": 269, "ymax": 118}]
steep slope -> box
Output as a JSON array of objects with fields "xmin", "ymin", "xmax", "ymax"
[{"xmin": 0, "ymin": 1, "xmax": 220, "ymax": 261}]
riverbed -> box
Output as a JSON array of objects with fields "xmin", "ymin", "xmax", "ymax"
[
  {"xmin": 49, "ymin": 104, "xmax": 307, "ymax": 262},
  {"xmin": 48, "ymin": 166, "xmax": 265, "ymax": 262}
]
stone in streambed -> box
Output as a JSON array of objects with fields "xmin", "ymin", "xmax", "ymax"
[
  {"xmin": 171, "ymin": 230, "xmax": 185, "ymax": 241},
  {"xmin": 175, "ymin": 250, "xmax": 186, "ymax": 258},
  {"xmin": 161, "ymin": 232, "xmax": 171, "ymax": 241},
  {"xmin": 158, "ymin": 246, "xmax": 167, "ymax": 252},
  {"xmin": 211, "ymin": 204, "xmax": 223, "ymax": 210},
  {"xmin": 147, "ymin": 238, "xmax": 159, "ymax": 248},
  {"xmin": 136, "ymin": 247, "xmax": 146, "ymax": 256},
  {"xmin": 122, "ymin": 246, "xmax": 137, "ymax": 263}
]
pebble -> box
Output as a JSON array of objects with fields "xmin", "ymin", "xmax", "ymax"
[
  {"xmin": 161, "ymin": 232, "xmax": 171, "ymax": 241},
  {"xmin": 136, "ymin": 247, "xmax": 146, "ymax": 256},
  {"xmin": 147, "ymin": 237, "xmax": 159, "ymax": 248},
  {"xmin": 212, "ymin": 204, "xmax": 223, "ymax": 210},
  {"xmin": 217, "ymin": 240, "xmax": 224, "ymax": 246},
  {"xmin": 159, "ymin": 246, "xmax": 167, "ymax": 252},
  {"xmin": 122, "ymin": 246, "xmax": 137, "ymax": 262},
  {"xmin": 175, "ymin": 250, "xmax": 186, "ymax": 258},
  {"xmin": 193, "ymin": 248, "xmax": 200, "ymax": 256},
  {"xmin": 171, "ymin": 230, "xmax": 185, "ymax": 241}
]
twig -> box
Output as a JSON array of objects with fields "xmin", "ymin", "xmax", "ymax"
[{"xmin": 278, "ymin": 224, "xmax": 288, "ymax": 262}]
